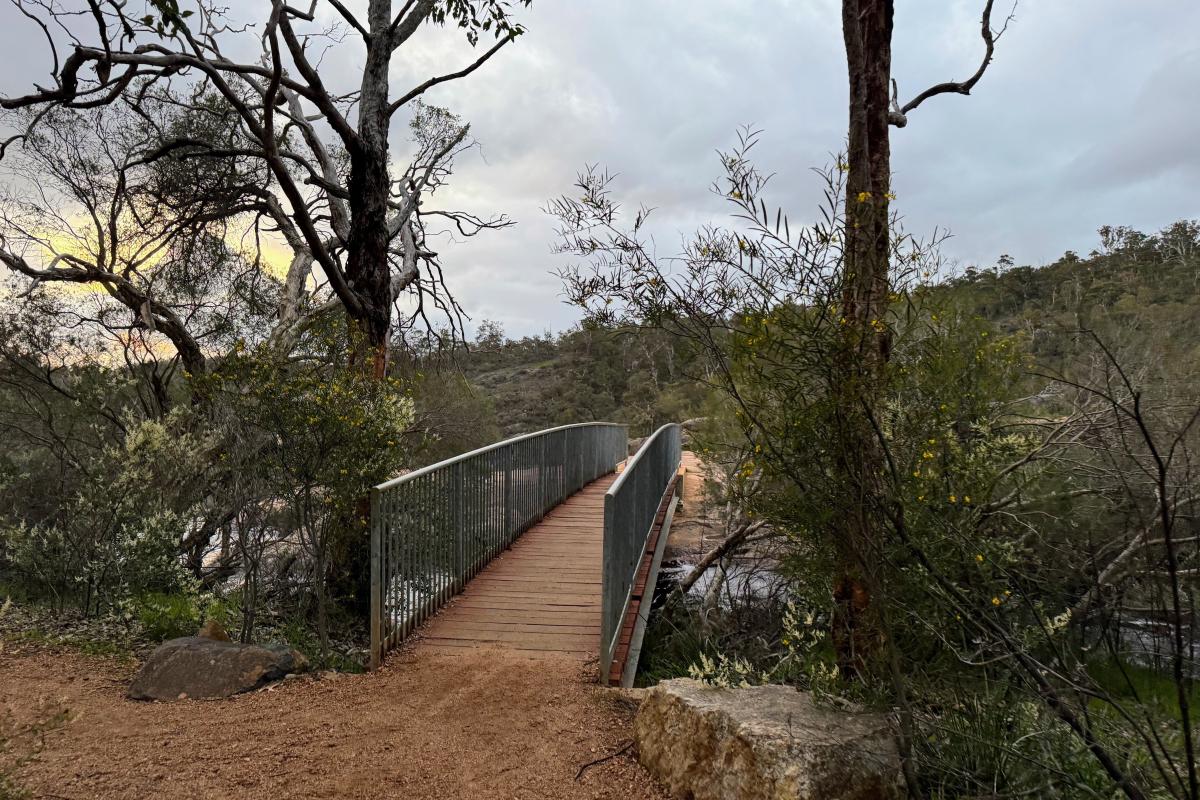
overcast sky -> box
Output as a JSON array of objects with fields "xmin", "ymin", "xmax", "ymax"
[{"xmin": 2, "ymin": 1, "xmax": 1197, "ymax": 337}]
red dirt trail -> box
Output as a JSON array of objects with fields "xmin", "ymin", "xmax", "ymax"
[{"xmin": 0, "ymin": 641, "xmax": 667, "ymax": 799}]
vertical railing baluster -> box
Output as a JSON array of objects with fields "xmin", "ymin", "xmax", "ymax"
[
  {"xmin": 538, "ymin": 435, "xmax": 546, "ymax": 520},
  {"xmin": 388, "ymin": 488, "xmax": 396, "ymax": 644},
  {"xmin": 399, "ymin": 487, "xmax": 405, "ymax": 637},
  {"xmin": 453, "ymin": 461, "xmax": 464, "ymax": 591},
  {"xmin": 416, "ymin": 478, "xmax": 424, "ymax": 629},
  {"xmin": 398, "ymin": 487, "xmax": 405, "ymax": 640},
  {"xmin": 403, "ymin": 485, "xmax": 412, "ymax": 639},
  {"xmin": 504, "ymin": 452, "xmax": 512, "ymax": 547},
  {"xmin": 370, "ymin": 488, "xmax": 381, "ymax": 669},
  {"xmin": 430, "ymin": 473, "xmax": 437, "ymax": 615},
  {"xmin": 441, "ymin": 468, "xmax": 450, "ymax": 608}
]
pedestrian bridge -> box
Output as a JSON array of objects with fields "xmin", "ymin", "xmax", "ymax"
[{"xmin": 368, "ymin": 422, "xmax": 682, "ymax": 685}]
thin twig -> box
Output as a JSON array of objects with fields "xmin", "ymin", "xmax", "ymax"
[{"xmin": 574, "ymin": 740, "xmax": 634, "ymax": 781}]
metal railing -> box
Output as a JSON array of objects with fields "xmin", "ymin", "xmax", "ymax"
[
  {"xmin": 369, "ymin": 422, "xmax": 628, "ymax": 667},
  {"xmin": 600, "ymin": 423, "xmax": 682, "ymax": 678}
]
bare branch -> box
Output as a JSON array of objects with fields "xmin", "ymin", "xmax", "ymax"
[
  {"xmin": 389, "ymin": 32, "xmax": 517, "ymax": 114},
  {"xmin": 889, "ymin": 0, "xmax": 1017, "ymax": 127}
]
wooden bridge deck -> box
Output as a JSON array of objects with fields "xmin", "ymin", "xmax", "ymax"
[{"xmin": 415, "ymin": 473, "xmax": 617, "ymax": 657}]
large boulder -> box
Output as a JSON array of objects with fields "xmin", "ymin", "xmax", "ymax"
[
  {"xmin": 128, "ymin": 636, "xmax": 308, "ymax": 701},
  {"xmin": 635, "ymin": 679, "xmax": 901, "ymax": 800}
]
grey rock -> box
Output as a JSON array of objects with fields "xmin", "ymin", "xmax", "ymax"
[
  {"xmin": 635, "ymin": 679, "xmax": 901, "ymax": 800},
  {"xmin": 128, "ymin": 637, "xmax": 309, "ymax": 701}
]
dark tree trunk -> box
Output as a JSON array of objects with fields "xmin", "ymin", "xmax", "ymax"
[
  {"xmin": 345, "ymin": 142, "xmax": 392, "ymax": 378},
  {"xmin": 327, "ymin": 1, "xmax": 396, "ymax": 626},
  {"xmin": 833, "ymin": 0, "xmax": 895, "ymax": 679},
  {"xmin": 842, "ymin": 0, "xmax": 894, "ymax": 363},
  {"xmin": 345, "ymin": 0, "xmax": 396, "ymax": 379}
]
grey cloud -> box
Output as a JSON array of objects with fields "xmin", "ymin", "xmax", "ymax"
[
  {"xmin": 1063, "ymin": 49, "xmax": 1200, "ymax": 191},
  {"xmin": 2, "ymin": 1, "xmax": 1197, "ymax": 336}
]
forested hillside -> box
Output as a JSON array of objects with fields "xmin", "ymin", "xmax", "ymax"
[
  {"xmin": 947, "ymin": 221, "xmax": 1200, "ymax": 378},
  {"xmin": 434, "ymin": 219, "xmax": 1200, "ymax": 441},
  {"xmin": 450, "ymin": 325, "xmax": 704, "ymax": 439}
]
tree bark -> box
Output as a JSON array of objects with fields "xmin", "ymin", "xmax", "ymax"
[
  {"xmin": 345, "ymin": 0, "xmax": 398, "ymax": 376},
  {"xmin": 833, "ymin": 0, "xmax": 896, "ymax": 679}
]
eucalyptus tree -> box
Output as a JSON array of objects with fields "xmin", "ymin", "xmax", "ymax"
[
  {"xmin": 555, "ymin": 0, "xmax": 1016, "ymax": 673},
  {"xmin": 0, "ymin": 0, "xmax": 529, "ymax": 377},
  {"xmin": 554, "ymin": 3, "xmax": 1018, "ymax": 793},
  {"xmin": 832, "ymin": 0, "xmax": 1017, "ymax": 673},
  {"xmin": 0, "ymin": 0, "xmax": 530, "ymax": 636}
]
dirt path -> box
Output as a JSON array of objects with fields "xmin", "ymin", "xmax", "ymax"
[
  {"xmin": 666, "ymin": 451, "xmax": 717, "ymax": 562},
  {"xmin": 1, "ymin": 641, "xmax": 666, "ymax": 799}
]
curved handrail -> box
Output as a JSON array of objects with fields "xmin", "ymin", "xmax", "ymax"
[
  {"xmin": 375, "ymin": 421, "xmax": 628, "ymax": 491},
  {"xmin": 605, "ymin": 423, "xmax": 678, "ymax": 498},
  {"xmin": 600, "ymin": 423, "xmax": 682, "ymax": 680}
]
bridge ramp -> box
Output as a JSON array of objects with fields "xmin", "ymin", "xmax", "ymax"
[{"xmin": 415, "ymin": 473, "xmax": 616, "ymax": 657}]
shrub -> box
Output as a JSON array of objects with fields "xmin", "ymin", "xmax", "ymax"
[
  {"xmin": 201, "ymin": 340, "xmax": 415, "ymax": 652},
  {"xmin": 132, "ymin": 592, "xmax": 202, "ymax": 642},
  {"xmin": 0, "ymin": 412, "xmax": 206, "ymax": 617}
]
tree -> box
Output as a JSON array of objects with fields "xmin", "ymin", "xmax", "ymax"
[
  {"xmin": 832, "ymin": 0, "xmax": 1016, "ymax": 678},
  {"xmin": 0, "ymin": 0, "xmax": 529, "ymax": 378},
  {"xmin": 0, "ymin": 1, "xmax": 531, "ymax": 645},
  {"xmin": 554, "ymin": 160, "xmax": 1199, "ymax": 794}
]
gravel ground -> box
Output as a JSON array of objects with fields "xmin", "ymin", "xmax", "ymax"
[{"xmin": 0, "ymin": 639, "xmax": 668, "ymax": 799}]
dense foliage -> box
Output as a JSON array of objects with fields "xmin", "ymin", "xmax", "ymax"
[{"xmin": 0, "ymin": 309, "xmax": 418, "ymax": 666}]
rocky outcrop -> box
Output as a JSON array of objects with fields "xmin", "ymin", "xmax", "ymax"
[
  {"xmin": 128, "ymin": 636, "xmax": 308, "ymax": 701},
  {"xmin": 635, "ymin": 679, "xmax": 901, "ymax": 800}
]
